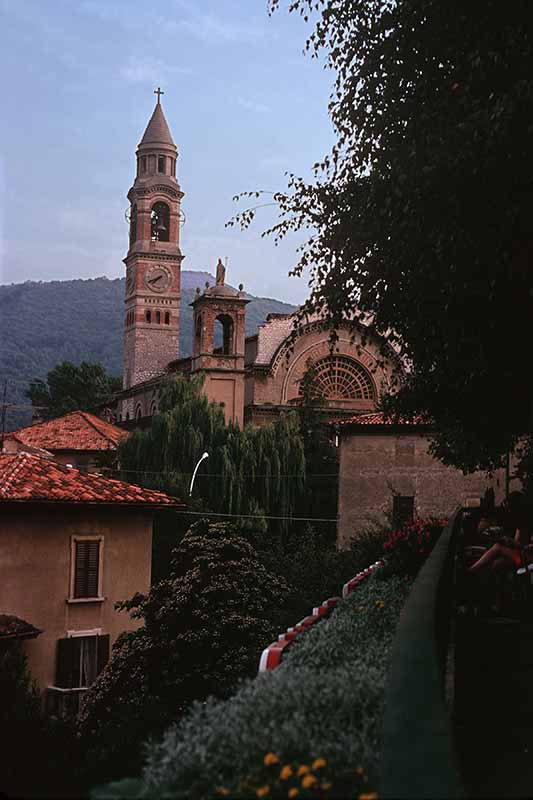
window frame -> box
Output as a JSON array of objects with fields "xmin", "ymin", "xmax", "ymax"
[{"xmin": 68, "ymin": 535, "xmax": 104, "ymax": 603}]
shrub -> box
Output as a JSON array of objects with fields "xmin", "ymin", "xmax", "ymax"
[
  {"xmin": 93, "ymin": 574, "xmax": 411, "ymax": 799},
  {"xmin": 379, "ymin": 517, "xmax": 447, "ymax": 579},
  {"xmin": 79, "ymin": 521, "xmax": 291, "ymax": 784}
]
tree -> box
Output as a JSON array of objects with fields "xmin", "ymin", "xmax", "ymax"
[
  {"xmin": 27, "ymin": 360, "xmax": 121, "ymax": 420},
  {"xmin": 231, "ymin": 1, "xmax": 533, "ymax": 473},
  {"xmin": 119, "ymin": 376, "xmax": 306, "ymax": 532},
  {"xmin": 77, "ymin": 521, "xmax": 291, "ymax": 782},
  {"xmin": 0, "ymin": 642, "xmax": 43, "ymax": 796}
]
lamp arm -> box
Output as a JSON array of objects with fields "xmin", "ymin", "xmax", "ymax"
[{"xmin": 189, "ymin": 452, "xmax": 209, "ymax": 496}]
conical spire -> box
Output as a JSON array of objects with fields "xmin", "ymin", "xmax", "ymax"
[{"xmin": 138, "ymin": 93, "xmax": 176, "ymax": 149}]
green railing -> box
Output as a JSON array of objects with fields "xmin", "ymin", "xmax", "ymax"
[{"xmin": 380, "ymin": 508, "xmax": 464, "ymax": 799}]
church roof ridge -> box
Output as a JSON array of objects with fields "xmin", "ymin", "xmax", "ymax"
[{"xmin": 138, "ymin": 100, "xmax": 176, "ymax": 149}]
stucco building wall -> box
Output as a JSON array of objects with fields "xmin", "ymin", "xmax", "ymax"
[
  {"xmin": 0, "ymin": 505, "xmax": 152, "ymax": 689},
  {"xmin": 337, "ymin": 430, "xmax": 508, "ymax": 547}
]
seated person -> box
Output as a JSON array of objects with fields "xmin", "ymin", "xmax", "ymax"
[{"xmin": 468, "ymin": 492, "xmax": 532, "ymax": 575}]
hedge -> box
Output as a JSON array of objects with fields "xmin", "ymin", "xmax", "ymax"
[{"xmin": 94, "ymin": 573, "xmax": 411, "ymax": 799}]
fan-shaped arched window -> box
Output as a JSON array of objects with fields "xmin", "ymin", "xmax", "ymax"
[
  {"xmin": 304, "ymin": 356, "xmax": 376, "ymax": 401},
  {"xmin": 151, "ymin": 202, "xmax": 170, "ymax": 242}
]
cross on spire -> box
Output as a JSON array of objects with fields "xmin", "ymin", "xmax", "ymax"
[{"xmin": 154, "ymin": 86, "xmax": 164, "ymax": 104}]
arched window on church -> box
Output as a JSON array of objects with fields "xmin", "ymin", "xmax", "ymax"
[
  {"xmin": 135, "ymin": 405, "xmax": 142, "ymax": 421},
  {"xmin": 156, "ymin": 310, "xmax": 161, "ymax": 324},
  {"xmin": 214, "ymin": 314, "xmax": 234, "ymax": 356},
  {"xmin": 145, "ymin": 309, "xmax": 151, "ymax": 323},
  {"xmin": 150, "ymin": 399, "xmax": 158, "ymax": 416},
  {"xmin": 301, "ymin": 355, "xmax": 377, "ymax": 403},
  {"xmin": 129, "ymin": 204, "xmax": 137, "ymax": 245},
  {"xmin": 165, "ymin": 311, "xmax": 170, "ymax": 325},
  {"xmin": 195, "ymin": 313, "xmax": 203, "ymax": 352},
  {"xmin": 157, "ymin": 156, "xmax": 166, "ymax": 174},
  {"xmin": 151, "ymin": 202, "xmax": 170, "ymax": 242}
]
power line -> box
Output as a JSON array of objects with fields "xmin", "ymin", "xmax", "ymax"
[
  {"xmin": 103, "ymin": 468, "xmax": 339, "ymax": 479},
  {"xmin": 176, "ymin": 509, "xmax": 338, "ymax": 523}
]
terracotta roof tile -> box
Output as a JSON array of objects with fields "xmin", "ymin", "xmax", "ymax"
[
  {"xmin": 0, "ymin": 614, "xmax": 42, "ymax": 640},
  {"xmin": 8, "ymin": 411, "xmax": 130, "ymax": 453},
  {"xmin": 0, "ymin": 453, "xmax": 184, "ymax": 508}
]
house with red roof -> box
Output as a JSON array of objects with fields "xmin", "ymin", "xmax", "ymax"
[
  {"xmin": 3, "ymin": 410, "xmax": 130, "ymax": 472},
  {"xmin": 336, "ymin": 412, "xmax": 510, "ymax": 546},
  {"xmin": 0, "ymin": 452, "xmax": 184, "ymax": 716}
]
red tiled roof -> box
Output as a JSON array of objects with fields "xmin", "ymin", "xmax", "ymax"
[
  {"xmin": 8, "ymin": 411, "xmax": 130, "ymax": 453},
  {"xmin": 0, "ymin": 453, "xmax": 184, "ymax": 508},
  {"xmin": 0, "ymin": 614, "xmax": 42, "ymax": 640},
  {"xmin": 339, "ymin": 411, "xmax": 432, "ymax": 426}
]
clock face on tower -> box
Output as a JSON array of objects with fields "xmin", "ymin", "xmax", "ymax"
[{"xmin": 144, "ymin": 264, "xmax": 173, "ymax": 293}]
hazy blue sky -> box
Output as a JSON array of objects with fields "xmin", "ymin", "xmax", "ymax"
[{"xmin": 0, "ymin": 0, "xmax": 335, "ymax": 304}]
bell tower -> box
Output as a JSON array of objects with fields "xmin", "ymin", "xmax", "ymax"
[
  {"xmin": 123, "ymin": 89, "xmax": 184, "ymax": 389},
  {"xmin": 191, "ymin": 260, "xmax": 249, "ymax": 427}
]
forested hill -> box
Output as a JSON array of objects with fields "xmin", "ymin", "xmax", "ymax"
[{"xmin": 0, "ymin": 273, "xmax": 295, "ymax": 430}]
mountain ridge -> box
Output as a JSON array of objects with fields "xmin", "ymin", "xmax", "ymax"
[{"xmin": 0, "ymin": 273, "xmax": 296, "ymax": 430}]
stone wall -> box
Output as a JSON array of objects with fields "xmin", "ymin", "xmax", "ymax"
[{"xmin": 337, "ymin": 430, "xmax": 511, "ymax": 547}]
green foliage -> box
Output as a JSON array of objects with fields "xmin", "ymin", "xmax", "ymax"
[
  {"xmin": 27, "ymin": 360, "xmax": 121, "ymax": 420},
  {"xmin": 94, "ymin": 574, "xmax": 410, "ymax": 799},
  {"xmin": 254, "ymin": 524, "xmax": 373, "ymax": 622},
  {"xmin": 119, "ymin": 376, "xmax": 306, "ymax": 532},
  {"xmin": 231, "ymin": 0, "xmax": 533, "ymax": 473},
  {"xmin": 78, "ymin": 521, "xmax": 291, "ymax": 783},
  {"xmin": 0, "ymin": 642, "xmax": 43, "ymax": 796},
  {"xmin": 0, "ymin": 274, "xmax": 294, "ymax": 430}
]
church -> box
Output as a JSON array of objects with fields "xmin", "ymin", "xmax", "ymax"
[{"xmin": 116, "ymin": 93, "xmax": 400, "ymax": 427}]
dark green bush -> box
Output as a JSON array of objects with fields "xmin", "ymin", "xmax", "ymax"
[{"xmin": 94, "ymin": 574, "xmax": 410, "ymax": 799}]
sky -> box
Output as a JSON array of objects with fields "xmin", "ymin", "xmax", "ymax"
[{"xmin": 0, "ymin": 0, "xmax": 335, "ymax": 304}]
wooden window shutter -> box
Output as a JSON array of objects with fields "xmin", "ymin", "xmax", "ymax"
[
  {"xmin": 96, "ymin": 634, "xmax": 110, "ymax": 676},
  {"xmin": 74, "ymin": 540, "xmax": 100, "ymax": 598},
  {"xmin": 56, "ymin": 637, "xmax": 79, "ymax": 688}
]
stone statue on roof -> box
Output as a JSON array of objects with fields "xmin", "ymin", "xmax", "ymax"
[{"xmin": 216, "ymin": 258, "xmax": 225, "ymax": 286}]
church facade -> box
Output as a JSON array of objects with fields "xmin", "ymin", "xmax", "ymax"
[{"xmin": 115, "ymin": 96, "xmax": 402, "ymax": 428}]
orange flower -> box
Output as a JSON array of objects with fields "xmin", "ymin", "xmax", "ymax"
[
  {"xmin": 280, "ymin": 766, "xmax": 293, "ymax": 780},
  {"xmin": 312, "ymin": 758, "xmax": 327, "ymax": 770},
  {"xmin": 264, "ymin": 753, "xmax": 279, "ymax": 766},
  {"xmin": 301, "ymin": 774, "xmax": 317, "ymax": 789},
  {"xmin": 358, "ymin": 793, "xmax": 378, "ymax": 800},
  {"xmin": 216, "ymin": 790, "xmax": 230, "ymax": 797},
  {"xmin": 256, "ymin": 786, "xmax": 270, "ymax": 798},
  {"xmin": 288, "ymin": 790, "xmax": 299, "ymax": 799},
  {"xmin": 297, "ymin": 765, "xmax": 310, "ymax": 776}
]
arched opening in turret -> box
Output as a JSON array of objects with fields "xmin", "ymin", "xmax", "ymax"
[
  {"xmin": 129, "ymin": 204, "xmax": 137, "ymax": 245},
  {"xmin": 195, "ymin": 313, "xmax": 203, "ymax": 352},
  {"xmin": 151, "ymin": 202, "xmax": 170, "ymax": 242},
  {"xmin": 157, "ymin": 156, "xmax": 166, "ymax": 174},
  {"xmin": 139, "ymin": 156, "xmax": 147, "ymax": 175},
  {"xmin": 145, "ymin": 309, "xmax": 151, "ymax": 323},
  {"xmin": 165, "ymin": 311, "xmax": 170, "ymax": 325},
  {"xmin": 214, "ymin": 314, "xmax": 234, "ymax": 356},
  {"xmin": 156, "ymin": 310, "xmax": 161, "ymax": 324}
]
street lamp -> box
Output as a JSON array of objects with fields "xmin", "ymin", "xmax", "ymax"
[{"xmin": 189, "ymin": 452, "xmax": 209, "ymax": 496}]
